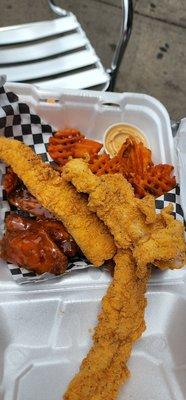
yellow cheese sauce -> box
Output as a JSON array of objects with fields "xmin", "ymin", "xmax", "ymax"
[{"xmin": 104, "ymin": 123, "xmax": 148, "ymax": 157}]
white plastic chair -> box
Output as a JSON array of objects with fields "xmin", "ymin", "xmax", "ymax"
[{"xmin": 0, "ymin": 0, "xmax": 133, "ymax": 91}]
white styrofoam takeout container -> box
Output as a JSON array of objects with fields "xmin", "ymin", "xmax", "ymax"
[{"xmin": 0, "ymin": 82, "xmax": 185, "ymax": 400}]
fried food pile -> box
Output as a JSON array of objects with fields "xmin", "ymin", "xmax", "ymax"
[
  {"xmin": 1, "ymin": 167, "xmax": 79, "ymax": 274},
  {"xmin": 62, "ymin": 158, "xmax": 185, "ymax": 274},
  {"xmin": 48, "ymin": 129, "xmax": 176, "ymax": 198},
  {"xmin": 62, "ymin": 157, "xmax": 185, "ymax": 400},
  {"xmin": 0, "ymin": 136, "xmax": 185, "ymax": 400},
  {"xmin": 0, "ymin": 137, "xmax": 115, "ymax": 268}
]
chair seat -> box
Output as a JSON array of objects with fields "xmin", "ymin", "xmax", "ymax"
[{"xmin": 0, "ymin": 13, "xmax": 110, "ymax": 90}]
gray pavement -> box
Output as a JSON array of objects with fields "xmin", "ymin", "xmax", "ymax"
[{"xmin": 0, "ymin": 0, "xmax": 185, "ymax": 120}]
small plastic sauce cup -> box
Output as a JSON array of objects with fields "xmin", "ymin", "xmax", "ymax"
[{"xmin": 104, "ymin": 123, "xmax": 149, "ymax": 157}]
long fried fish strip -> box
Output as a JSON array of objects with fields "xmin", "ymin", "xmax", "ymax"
[
  {"xmin": 63, "ymin": 159, "xmax": 186, "ymax": 273},
  {"xmin": 0, "ymin": 137, "xmax": 115, "ymax": 266},
  {"xmin": 64, "ymin": 250, "xmax": 149, "ymax": 400},
  {"xmin": 62, "ymin": 158, "xmax": 156, "ymax": 248}
]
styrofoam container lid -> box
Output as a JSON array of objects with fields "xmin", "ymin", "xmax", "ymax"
[{"xmin": 0, "ymin": 82, "xmax": 185, "ymax": 400}]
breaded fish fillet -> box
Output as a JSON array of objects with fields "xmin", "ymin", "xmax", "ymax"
[
  {"xmin": 63, "ymin": 250, "xmax": 149, "ymax": 400},
  {"xmin": 133, "ymin": 205, "xmax": 186, "ymax": 278},
  {"xmin": 62, "ymin": 158, "xmax": 156, "ymax": 249},
  {"xmin": 0, "ymin": 137, "xmax": 116, "ymax": 266},
  {"xmin": 63, "ymin": 159, "xmax": 186, "ymax": 275}
]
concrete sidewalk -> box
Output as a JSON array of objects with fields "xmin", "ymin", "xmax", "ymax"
[{"xmin": 0, "ymin": 0, "xmax": 185, "ymax": 120}]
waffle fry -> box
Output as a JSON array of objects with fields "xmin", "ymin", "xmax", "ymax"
[
  {"xmin": 90, "ymin": 140, "xmax": 152, "ymax": 175},
  {"xmin": 48, "ymin": 129, "xmax": 102, "ymax": 166},
  {"xmin": 48, "ymin": 131, "xmax": 176, "ymax": 198},
  {"xmin": 89, "ymin": 153, "xmax": 111, "ymax": 175},
  {"xmin": 89, "ymin": 139, "xmax": 176, "ymax": 198},
  {"xmin": 131, "ymin": 164, "xmax": 176, "ymax": 198}
]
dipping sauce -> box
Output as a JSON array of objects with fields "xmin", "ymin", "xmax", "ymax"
[{"xmin": 104, "ymin": 123, "xmax": 148, "ymax": 157}]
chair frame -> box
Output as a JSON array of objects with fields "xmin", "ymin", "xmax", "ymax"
[{"xmin": 48, "ymin": 0, "xmax": 133, "ymax": 91}]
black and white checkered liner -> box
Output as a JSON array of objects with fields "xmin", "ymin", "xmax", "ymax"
[
  {"xmin": 0, "ymin": 83, "xmax": 184, "ymax": 284},
  {"xmin": 0, "ymin": 85, "xmax": 53, "ymax": 162}
]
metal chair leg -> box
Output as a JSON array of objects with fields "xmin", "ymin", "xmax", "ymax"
[
  {"xmin": 107, "ymin": 0, "xmax": 133, "ymax": 91},
  {"xmin": 48, "ymin": 0, "xmax": 69, "ymax": 17}
]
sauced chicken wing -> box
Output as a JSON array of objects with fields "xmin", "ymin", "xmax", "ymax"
[
  {"xmin": 5, "ymin": 213, "xmax": 79, "ymax": 258},
  {"xmin": 3, "ymin": 167, "xmax": 53, "ymax": 219},
  {"xmin": 36, "ymin": 219, "xmax": 79, "ymax": 257},
  {"xmin": 0, "ymin": 217, "xmax": 68, "ymax": 275},
  {"xmin": 0, "ymin": 213, "xmax": 81, "ymax": 274}
]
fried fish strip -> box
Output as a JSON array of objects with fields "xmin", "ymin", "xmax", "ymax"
[
  {"xmin": 133, "ymin": 205, "xmax": 186, "ymax": 278},
  {"xmin": 62, "ymin": 158, "xmax": 157, "ymax": 249},
  {"xmin": 0, "ymin": 137, "xmax": 116, "ymax": 266},
  {"xmin": 63, "ymin": 250, "xmax": 149, "ymax": 400},
  {"xmin": 62, "ymin": 159, "xmax": 186, "ymax": 272}
]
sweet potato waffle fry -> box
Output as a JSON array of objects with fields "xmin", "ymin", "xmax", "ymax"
[
  {"xmin": 89, "ymin": 140, "xmax": 152, "ymax": 176},
  {"xmin": 48, "ymin": 128, "xmax": 102, "ymax": 166},
  {"xmin": 131, "ymin": 164, "xmax": 176, "ymax": 198},
  {"xmin": 89, "ymin": 139, "xmax": 176, "ymax": 198},
  {"xmin": 48, "ymin": 129, "xmax": 176, "ymax": 198}
]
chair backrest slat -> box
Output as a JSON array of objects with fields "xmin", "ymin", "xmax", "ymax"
[
  {"xmin": 0, "ymin": 33, "xmax": 88, "ymax": 64},
  {"xmin": 33, "ymin": 68, "xmax": 109, "ymax": 90},
  {"xmin": 0, "ymin": 15, "xmax": 78, "ymax": 45},
  {"xmin": 0, "ymin": 50, "xmax": 99, "ymax": 81}
]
